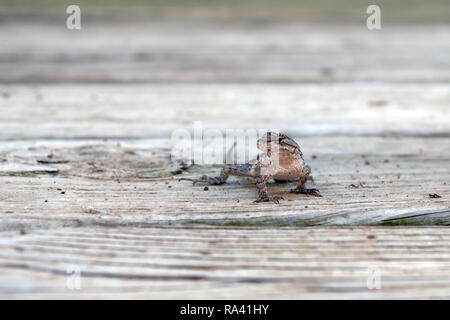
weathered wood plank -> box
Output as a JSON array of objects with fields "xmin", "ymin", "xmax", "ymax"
[
  {"xmin": 0, "ymin": 134, "xmax": 449, "ymax": 228},
  {"xmin": 0, "ymin": 226, "xmax": 448, "ymax": 299},
  {"xmin": 1, "ymin": 83, "xmax": 449, "ymax": 140},
  {"xmin": 1, "ymin": 82, "xmax": 448, "ymax": 228},
  {"xmin": 1, "ymin": 23, "xmax": 450, "ymax": 83}
]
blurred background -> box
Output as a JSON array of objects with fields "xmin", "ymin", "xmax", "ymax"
[
  {"xmin": 1, "ymin": 0, "xmax": 449, "ymax": 139},
  {"xmin": 1, "ymin": 0, "xmax": 449, "ymax": 84},
  {"xmin": 2, "ymin": 0, "xmax": 450, "ymax": 23}
]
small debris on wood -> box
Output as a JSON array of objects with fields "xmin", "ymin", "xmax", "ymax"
[
  {"xmin": 364, "ymin": 160, "xmax": 370, "ymax": 166},
  {"xmin": 204, "ymin": 186, "xmax": 209, "ymax": 191},
  {"xmin": 320, "ymin": 67, "xmax": 334, "ymax": 77},
  {"xmin": 348, "ymin": 182, "xmax": 365, "ymax": 188},
  {"xmin": 429, "ymin": 194, "xmax": 441, "ymax": 199},
  {"xmin": 82, "ymin": 206, "xmax": 100, "ymax": 214},
  {"xmin": 1, "ymin": 91, "xmax": 10, "ymax": 99},
  {"xmin": 171, "ymin": 162, "xmax": 195, "ymax": 176},
  {"xmin": 179, "ymin": 162, "xmax": 192, "ymax": 171},
  {"xmin": 367, "ymin": 234, "xmax": 376, "ymax": 239},
  {"xmin": 312, "ymin": 155, "xmax": 317, "ymax": 159},
  {"xmin": 37, "ymin": 159, "xmax": 69, "ymax": 164},
  {"xmin": 171, "ymin": 169, "xmax": 183, "ymax": 175},
  {"xmin": 367, "ymin": 100, "xmax": 388, "ymax": 107}
]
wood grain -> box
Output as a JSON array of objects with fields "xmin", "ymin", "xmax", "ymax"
[
  {"xmin": 0, "ymin": 226, "xmax": 449, "ymax": 299},
  {"xmin": 1, "ymin": 84, "xmax": 448, "ymax": 228},
  {"xmin": 1, "ymin": 23, "xmax": 450, "ymax": 84},
  {"xmin": 0, "ymin": 18, "xmax": 449, "ymax": 298}
]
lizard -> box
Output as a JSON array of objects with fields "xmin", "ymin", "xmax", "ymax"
[{"xmin": 179, "ymin": 132, "xmax": 321, "ymax": 204}]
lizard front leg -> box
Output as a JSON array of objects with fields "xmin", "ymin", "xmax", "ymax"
[
  {"xmin": 254, "ymin": 175, "xmax": 283, "ymax": 204},
  {"xmin": 290, "ymin": 175, "xmax": 322, "ymax": 197}
]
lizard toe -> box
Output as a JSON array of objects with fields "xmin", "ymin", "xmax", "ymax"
[
  {"xmin": 253, "ymin": 195, "xmax": 282, "ymax": 204},
  {"xmin": 305, "ymin": 188, "xmax": 322, "ymax": 197},
  {"xmin": 291, "ymin": 188, "xmax": 322, "ymax": 197}
]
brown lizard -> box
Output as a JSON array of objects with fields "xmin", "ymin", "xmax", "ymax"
[{"xmin": 180, "ymin": 132, "xmax": 321, "ymax": 203}]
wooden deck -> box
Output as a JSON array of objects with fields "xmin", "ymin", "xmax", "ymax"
[
  {"xmin": 0, "ymin": 17, "xmax": 449, "ymax": 298},
  {"xmin": 1, "ymin": 226, "xmax": 449, "ymax": 299}
]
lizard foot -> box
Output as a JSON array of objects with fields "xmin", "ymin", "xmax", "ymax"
[
  {"xmin": 253, "ymin": 195, "xmax": 284, "ymax": 204},
  {"xmin": 290, "ymin": 187, "xmax": 322, "ymax": 197},
  {"xmin": 179, "ymin": 175, "xmax": 224, "ymax": 185}
]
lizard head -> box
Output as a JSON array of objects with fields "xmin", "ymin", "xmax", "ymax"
[{"xmin": 257, "ymin": 132, "xmax": 300, "ymax": 155}]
